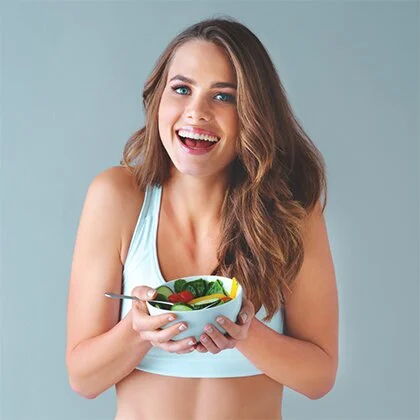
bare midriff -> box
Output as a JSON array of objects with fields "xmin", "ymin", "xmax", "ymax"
[{"xmin": 115, "ymin": 369, "xmax": 283, "ymax": 420}]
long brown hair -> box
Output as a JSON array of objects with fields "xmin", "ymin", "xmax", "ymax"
[{"xmin": 121, "ymin": 17, "xmax": 327, "ymax": 321}]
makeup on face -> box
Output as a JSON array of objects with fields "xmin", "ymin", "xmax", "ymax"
[{"xmin": 158, "ymin": 40, "xmax": 239, "ymax": 176}]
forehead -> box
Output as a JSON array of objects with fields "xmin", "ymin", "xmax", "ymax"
[{"xmin": 167, "ymin": 40, "xmax": 236, "ymax": 83}]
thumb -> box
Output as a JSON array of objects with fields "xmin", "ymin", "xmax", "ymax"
[
  {"xmin": 131, "ymin": 286, "xmax": 157, "ymax": 301},
  {"xmin": 238, "ymin": 311, "xmax": 249, "ymax": 325}
]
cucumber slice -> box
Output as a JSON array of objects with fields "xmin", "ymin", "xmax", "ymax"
[
  {"xmin": 171, "ymin": 303, "xmax": 194, "ymax": 311},
  {"xmin": 192, "ymin": 297, "xmax": 221, "ymax": 310},
  {"xmin": 155, "ymin": 285, "xmax": 173, "ymax": 300},
  {"xmin": 155, "ymin": 293, "xmax": 168, "ymax": 302}
]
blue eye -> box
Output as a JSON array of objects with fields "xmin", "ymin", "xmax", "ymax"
[
  {"xmin": 172, "ymin": 86, "xmax": 190, "ymax": 95},
  {"xmin": 170, "ymin": 85, "xmax": 235, "ymax": 103},
  {"xmin": 215, "ymin": 93, "xmax": 235, "ymax": 103}
]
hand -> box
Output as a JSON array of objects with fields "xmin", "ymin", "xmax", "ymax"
[
  {"xmin": 195, "ymin": 298, "xmax": 255, "ymax": 354},
  {"xmin": 130, "ymin": 286, "xmax": 197, "ymax": 354}
]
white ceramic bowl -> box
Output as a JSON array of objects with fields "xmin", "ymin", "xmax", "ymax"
[{"xmin": 146, "ymin": 275, "xmax": 243, "ymax": 341}]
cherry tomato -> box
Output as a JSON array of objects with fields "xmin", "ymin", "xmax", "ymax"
[{"xmin": 168, "ymin": 290, "xmax": 195, "ymax": 303}]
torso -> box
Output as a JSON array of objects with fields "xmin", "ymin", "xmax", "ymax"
[{"xmin": 114, "ymin": 167, "xmax": 284, "ymax": 420}]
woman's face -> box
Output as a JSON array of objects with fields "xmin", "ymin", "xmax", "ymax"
[{"xmin": 158, "ymin": 40, "xmax": 239, "ymax": 179}]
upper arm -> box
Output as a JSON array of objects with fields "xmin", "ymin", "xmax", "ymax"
[
  {"xmin": 283, "ymin": 201, "xmax": 339, "ymax": 366},
  {"xmin": 65, "ymin": 166, "xmax": 135, "ymax": 363}
]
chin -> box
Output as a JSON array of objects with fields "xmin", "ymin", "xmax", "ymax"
[
  {"xmin": 176, "ymin": 166, "xmax": 211, "ymax": 178},
  {"xmin": 170, "ymin": 155, "xmax": 233, "ymax": 179}
]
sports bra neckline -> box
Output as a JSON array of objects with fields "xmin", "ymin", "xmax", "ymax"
[{"xmin": 149, "ymin": 184, "xmax": 218, "ymax": 285}]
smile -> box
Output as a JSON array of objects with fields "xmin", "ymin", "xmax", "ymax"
[{"xmin": 175, "ymin": 130, "xmax": 220, "ymax": 155}]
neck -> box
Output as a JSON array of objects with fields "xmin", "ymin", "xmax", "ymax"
[{"xmin": 162, "ymin": 169, "xmax": 229, "ymax": 242}]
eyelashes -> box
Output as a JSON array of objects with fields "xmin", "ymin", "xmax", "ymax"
[
  {"xmin": 170, "ymin": 85, "xmax": 236, "ymax": 104},
  {"xmin": 172, "ymin": 85, "xmax": 190, "ymax": 96}
]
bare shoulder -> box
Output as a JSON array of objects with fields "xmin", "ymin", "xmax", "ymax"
[
  {"xmin": 283, "ymin": 200, "xmax": 338, "ymax": 364},
  {"xmin": 86, "ymin": 165, "xmax": 145, "ymax": 253},
  {"xmin": 88, "ymin": 165, "xmax": 143, "ymax": 205}
]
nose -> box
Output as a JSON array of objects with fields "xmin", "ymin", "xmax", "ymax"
[{"xmin": 184, "ymin": 95, "xmax": 212, "ymax": 122}]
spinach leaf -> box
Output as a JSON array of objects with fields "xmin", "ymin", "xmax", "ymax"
[{"xmin": 174, "ymin": 279, "xmax": 187, "ymax": 293}]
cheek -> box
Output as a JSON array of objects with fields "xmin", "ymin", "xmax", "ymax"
[
  {"xmin": 222, "ymin": 111, "xmax": 239, "ymax": 140},
  {"xmin": 158, "ymin": 96, "xmax": 180, "ymax": 130},
  {"xmin": 225, "ymin": 113, "xmax": 239, "ymax": 155}
]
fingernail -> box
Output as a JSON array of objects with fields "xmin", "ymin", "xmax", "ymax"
[
  {"xmin": 188, "ymin": 340, "xmax": 195, "ymax": 346},
  {"xmin": 240, "ymin": 312, "xmax": 248, "ymax": 323},
  {"xmin": 216, "ymin": 317, "xmax": 224, "ymax": 324},
  {"xmin": 147, "ymin": 290, "xmax": 156, "ymax": 297},
  {"xmin": 205, "ymin": 326, "xmax": 213, "ymax": 333},
  {"xmin": 168, "ymin": 316, "xmax": 175, "ymax": 321},
  {"xmin": 179, "ymin": 324, "xmax": 187, "ymax": 331},
  {"xmin": 201, "ymin": 336, "xmax": 208, "ymax": 343}
]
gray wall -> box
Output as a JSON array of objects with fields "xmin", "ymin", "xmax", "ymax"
[{"xmin": 1, "ymin": 1, "xmax": 418, "ymax": 420}]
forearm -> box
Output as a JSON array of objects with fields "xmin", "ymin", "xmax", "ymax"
[
  {"xmin": 67, "ymin": 310, "xmax": 152, "ymax": 398},
  {"xmin": 236, "ymin": 318, "xmax": 337, "ymax": 399}
]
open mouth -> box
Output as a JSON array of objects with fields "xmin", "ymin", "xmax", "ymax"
[{"xmin": 176, "ymin": 130, "xmax": 220, "ymax": 150}]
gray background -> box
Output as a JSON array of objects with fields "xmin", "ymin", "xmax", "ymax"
[{"xmin": 1, "ymin": 1, "xmax": 419, "ymax": 420}]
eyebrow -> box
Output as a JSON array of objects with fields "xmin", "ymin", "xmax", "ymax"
[{"xmin": 169, "ymin": 74, "xmax": 237, "ymax": 90}]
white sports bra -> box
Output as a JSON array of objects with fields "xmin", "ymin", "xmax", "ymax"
[{"xmin": 120, "ymin": 184, "xmax": 284, "ymax": 378}]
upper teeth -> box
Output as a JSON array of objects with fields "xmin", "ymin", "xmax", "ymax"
[{"xmin": 178, "ymin": 129, "xmax": 219, "ymax": 142}]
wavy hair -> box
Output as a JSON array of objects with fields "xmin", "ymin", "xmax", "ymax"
[{"xmin": 121, "ymin": 17, "xmax": 327, "ymax": 321}]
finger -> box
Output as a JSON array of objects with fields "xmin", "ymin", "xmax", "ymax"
[
  {"xmin": 132, "ymin": 309, "xmax": 177, "ymax": 333},
  {"xmin": 237, "ymin": 299, "xmax": 255, "ymax": 325},
  {"xmin": 155, "ymin": 334, "xmax": 197, "ymax": 352},
  {"xmin": 176, "ymin": 344, "xmax": 197, "ymax": 354},
  {"xmin": 199, "ymin": 333, "xmax": 221, "ymax": 354},
  {"xmin": 176, "ymin": 347, "xmax": 196, "ymax": 354},
  {"xmin": 203, "ymin": 324, "xmax": 230, "ymax": 349},
  {"xmin": 131, "ymin": 285, "xmax": 157, "ymax": 302},
  {"xmin": 148, "ymin": 321, "xmax": 191, "ymax": 344},
  {"xmin": 153, "ymin": 335, "xmax": 197, "ymax": 353},
  {"xmin": 242, "ymin": 298, "xmax": 255, "ymax": 315},
  {"xmin": 194, "ymin": 343, "xmax": 208, "ymax": 353},
  {"xmin": 215, "ymin": 316, "xmax": 243, "ymax": 340}
]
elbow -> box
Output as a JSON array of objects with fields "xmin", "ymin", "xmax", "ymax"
[
  {"xmin": 306, "ymin": 365, "xmax": 338, "ymax": 400},
  {"xmin": 84, "ymin": 394, "xmax": 99, "ymax": 400},
  {"xmin": 69, "ymin": 377, "xmax": 100, "ymax": 400},
  {"xmin": 67, "ymin": 352, "xmax": 101, "ymax": 400},
  {"xmin": 306, "ymin": 381, "xmax": 334, "ymax": 400},
  {"xmin": 77, "ymin": 391, "xmax": 99, "ymax": 400}
]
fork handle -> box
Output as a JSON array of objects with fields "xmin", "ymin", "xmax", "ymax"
[{"xmin": 104, "ymin": 292, "xmax": 140, "ymax": 301}]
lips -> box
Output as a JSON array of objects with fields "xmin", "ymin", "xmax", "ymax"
[{"xmin": 175, "ymin": 130, "xmax": 219, "ymax": 155}]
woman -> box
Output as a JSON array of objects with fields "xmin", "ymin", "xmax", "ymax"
[{"xmin": 66, "ymin": 17, "xmax": 338, "ymax": 420}]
